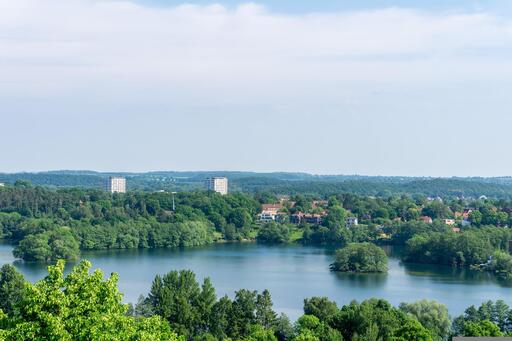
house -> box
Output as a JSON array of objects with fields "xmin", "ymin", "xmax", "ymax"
[
  {"xmin": 419, "ymin": 216, "xmax": 433, "ymax": 224},
  {"xmin": 452, "ymin": 227, "xmax": 461, "ymax": 233},
  {"xmin": 462, "ymin": 209, "xmax": 473, "ymax": 219},
  {"xmin": 259, "ymin": 211, "xmax": 277, "ymax": 222},
  {"xmin": 443, "ymin": 219, "xmax": 456, "ymax": 226},
  {"xmin": 261, "ymin": 204, "xmax": 283, "ymax": 214},
  {"xmin": 346, "ymin": 217, "xmax": 359, "ymax": 226}
]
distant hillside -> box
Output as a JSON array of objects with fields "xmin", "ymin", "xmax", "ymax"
[{"xmin": 1, "ymin": 171, "xmax": 511, "ymax": 199}]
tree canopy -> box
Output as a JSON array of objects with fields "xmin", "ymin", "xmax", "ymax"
[{"xmin": 330, "ymin": 243, "xmax": 388, "ymax": 273}]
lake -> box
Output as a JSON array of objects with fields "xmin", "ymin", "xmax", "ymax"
[{"xmin": 0, "ymin": 242, "xmax": 509, "ymax": 320}]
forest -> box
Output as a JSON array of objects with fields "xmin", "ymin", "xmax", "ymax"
[
  {"xmin": 3, "ymin": 171, "xmax": 512, "ymax": 198},
  {"xmin": 0, "ymin": 261, "xmax": 509, "ymax": 340}
]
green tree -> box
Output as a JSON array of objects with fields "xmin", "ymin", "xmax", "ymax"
[
  {"xmin": 0, "ymin": 264, "xmax": 25, "ymax": 315},
  {"xmin": 392, "ymin": 319, "xmax": 433, "ymax": 341},
  {"xmin": 0, "ymin": 260, "xmax": 178, "ymax": 340},
  {"xmin": 399, "ymin": 300, "xmax": 450, "ymax": 340},
  {"xmin": 303, "ymin": 297, "xmax": 338, "ymax": 323},
  {"xmin": 464, "ymin": 320, "xmax": 503, "ymax": 337},
  {"xmin": 256, "ymin": 290, "xmax": 277, "ymax": 329},
  {"xmin": 330, "ymin": 243, "xmax": 388, "ymax": 273}
]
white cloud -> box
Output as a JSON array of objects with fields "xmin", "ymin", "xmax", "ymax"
[{"xmin": 1, "ymin": 0, "xmax": 512, "ymax": 92}]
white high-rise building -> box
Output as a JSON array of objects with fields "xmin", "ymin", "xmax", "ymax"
[
  {"xmin": 106, "ymin": 176, "xmax": 126, "ymax": 193},
  {"xmin": 204, "ymin": 177, "xmax": 228, "ymax": 195}
]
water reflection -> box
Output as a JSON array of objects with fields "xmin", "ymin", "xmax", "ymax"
[{"xmin": 333, "ymin": 271, "xmax": 387, "ymax": 288}]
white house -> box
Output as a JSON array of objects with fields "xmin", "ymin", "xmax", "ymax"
[{"xmin": 346, "ymin": 217, "xmax": 359, "ymax": 226}]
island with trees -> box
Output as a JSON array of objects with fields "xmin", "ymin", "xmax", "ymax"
[{"xmin": 330, "ymin": 242, "xmax": 388, "ymax": 273}]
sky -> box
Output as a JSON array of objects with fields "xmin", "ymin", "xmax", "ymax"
[{"xmin": 1, "ymin": 0, "xmax": 512, "ymax": 176}]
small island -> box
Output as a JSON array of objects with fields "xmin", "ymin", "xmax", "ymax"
[{"xmin": 330, "ymin": 242, "xmax": 388, "ymax": 273}]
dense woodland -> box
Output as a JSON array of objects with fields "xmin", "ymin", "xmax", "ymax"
[
  {"xmin": 3, "ymin": 171, "xmax": 512, "ymax": 198},
  {"xmin": 2, "ymin": 182, "xmax": 512, "ymax": 279},
  {"xmin": 0, "ymin": 261, "xmax": 510, "ymax": 340}
]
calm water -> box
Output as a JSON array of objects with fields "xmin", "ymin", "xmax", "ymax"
[{"xmin": 0, "ymin": 243, "xmax": 509, "ymax": 320}]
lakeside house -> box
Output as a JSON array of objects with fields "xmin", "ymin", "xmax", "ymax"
[{"xmin": 259, "ymin": 204, "xmax": 285, "ymax": 222}]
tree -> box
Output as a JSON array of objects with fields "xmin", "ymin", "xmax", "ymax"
[
  {"xmin": 257, "ymin": 223, "xmax": 291, "ymax": 244},
  {"xmin": 256, "ymin": 290, "xmax": 277, "ymax": 329},
  {"xmin": 303, "ymin": 297, "xmax": 338, "ymax": 322},
  {"xmin": 399, "ymin": 300, "xmax": 451, "ymax": 340},
  {"xmin": 295, "ymin": 315, "xmax": 342, "ymax": 341},
  {"xmin": 0, "ymin": 260, "xmax": 178, "ymax": 340},
  {"xmin": 332, "ymin": 298, "xmax": 408, "ymax": 341},
  {"xmin": 146, "ymin": 269, "xmax": 205, "ymax": 338},
  {"xmin": 464, "ymin": 320, "xmax": 503, "ymax": 337},
  {"xmin": 274, "ymin": 314, "xmax": 294, "ymax": 341},
  {"xmin": 13, "ymin": 226, "xmax": 80, "ymax": 261},
  {"xmin": 330, "ymin": 243, "xmax": 388, "ymax": 273},
  {"xmin": 0, "ymin": 264, "xmax": 25, "ymax": 315},
  {"xmin": 324, "ymin": 206, "xmax": 347, "ymax": 229},
  {"xmin": 392, "ymin": 319, "xmax": 433, "ymax": 341}
]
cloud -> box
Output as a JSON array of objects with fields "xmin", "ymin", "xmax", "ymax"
[
  {"xmin": 1, "ymin": 0, "xmax": 511, "ymax": 94},
  {"xmin": 1, "ymin": 0, "xmax": 512, "ymax": 176}
]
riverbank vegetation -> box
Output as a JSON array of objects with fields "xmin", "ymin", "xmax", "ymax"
[
  {"xmin": 0, "ymin": 261, "xmax": 511, "ymax": 340},
  {"xmin": 330, "ymin": 243, "xmax": 388, "ymax": 273},
  {"xmin": 3, "ymin": 183, "xmax": 512, "ymax": 281}
]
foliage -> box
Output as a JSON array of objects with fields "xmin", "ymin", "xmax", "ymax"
[
  {"xmin": 303, "ymin": 297, "xmax": 338, "ymax": 323},
  {"xmin": 0, "ymin": 261, "xmax": 504, "ymax": 340},
  {"xmin": 399, "ymin": 300, "xmax": 451, "ymax": 340},
  {"xmin": 0, "ymin": 260, "xmax": 180, "ymax": 340},
  {"xmin": 139, "ymin": 270, "xmax": 282, "ymax": 340},
  {"xmin": 402, "ymin": 227, "xmax": 512, "ymax": 268},
  {"xmin": 257, "ymin": 223, "xmax": 292, "ymax": 244},
  {"xmin": 463, "ymin": 320, "xmax": 503, "ymax": 337},
  {"xmin": 0, "ymin": 264, "xmax": 25, "ymax": 315},
  {"xmin": 453, "ymin": 300, "xmax": 512, "ymax": 335},
  {"xmin": 330, "ymin": 243, "xmax": 388, "ymax": 273},
  {"xmin": 331, "ymin": 298, "xmax": 417, "ymax": 340},
  {"xmin": 392, "ymin": 319, "xmax": 433, "ymax": 341},
  {"xmin": 13, "ymin": 226, "xmax": 80, "ymax": 261},
  {"xmin": 0, "ymin": 187, "xmax": 260, "ymax": 260}
]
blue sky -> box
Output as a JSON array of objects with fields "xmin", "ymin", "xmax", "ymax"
[
  {"xmin": 1, "ymin": 0, "xmax": 512, "ymax": 176},
  {"xmin": 135, "ymin": 0, "xmax": 512, "ymax": 13}
]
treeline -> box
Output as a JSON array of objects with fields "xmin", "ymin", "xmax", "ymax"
[
  {"xmin": 401, "ymin": 226, "xmax": 512, "ymax": 279},
  {"xmin": 4, "ymin": 183, "xmax": 512, "ymax": 270},
  {"xmin": 0, "ymin": 261, "xmax": 509, "ymax": 340},
  {"xmin": 236, "ymin": 177, "xmax": 512, "ymax": 199},
  {"xmin": 4, "ymin": 172, "xmax": 512, "ymax": 198},
  {"xmin": 0, "ymin": 185, "xmax": 260, "ymax": 261}
]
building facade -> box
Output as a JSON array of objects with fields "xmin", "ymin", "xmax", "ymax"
[
  {"xmin": 346, "ymin": 217, "xmax": 359, "ymax": 227},
  {"xmin": 204, "ymin": 177, "xmax": 228, "ymax": 195},
  {"xmin": 105, "ymin": 176, "xmax": 126, "ymax": 193}
]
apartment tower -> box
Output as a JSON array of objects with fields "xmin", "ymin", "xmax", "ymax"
[
  {"xmin": 106, "ymin": 176, "xmax": 126, "ymax": 193},
  {"xmin": 204, "ymin": 177, "xmax": 228, "ymax": 195}
]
